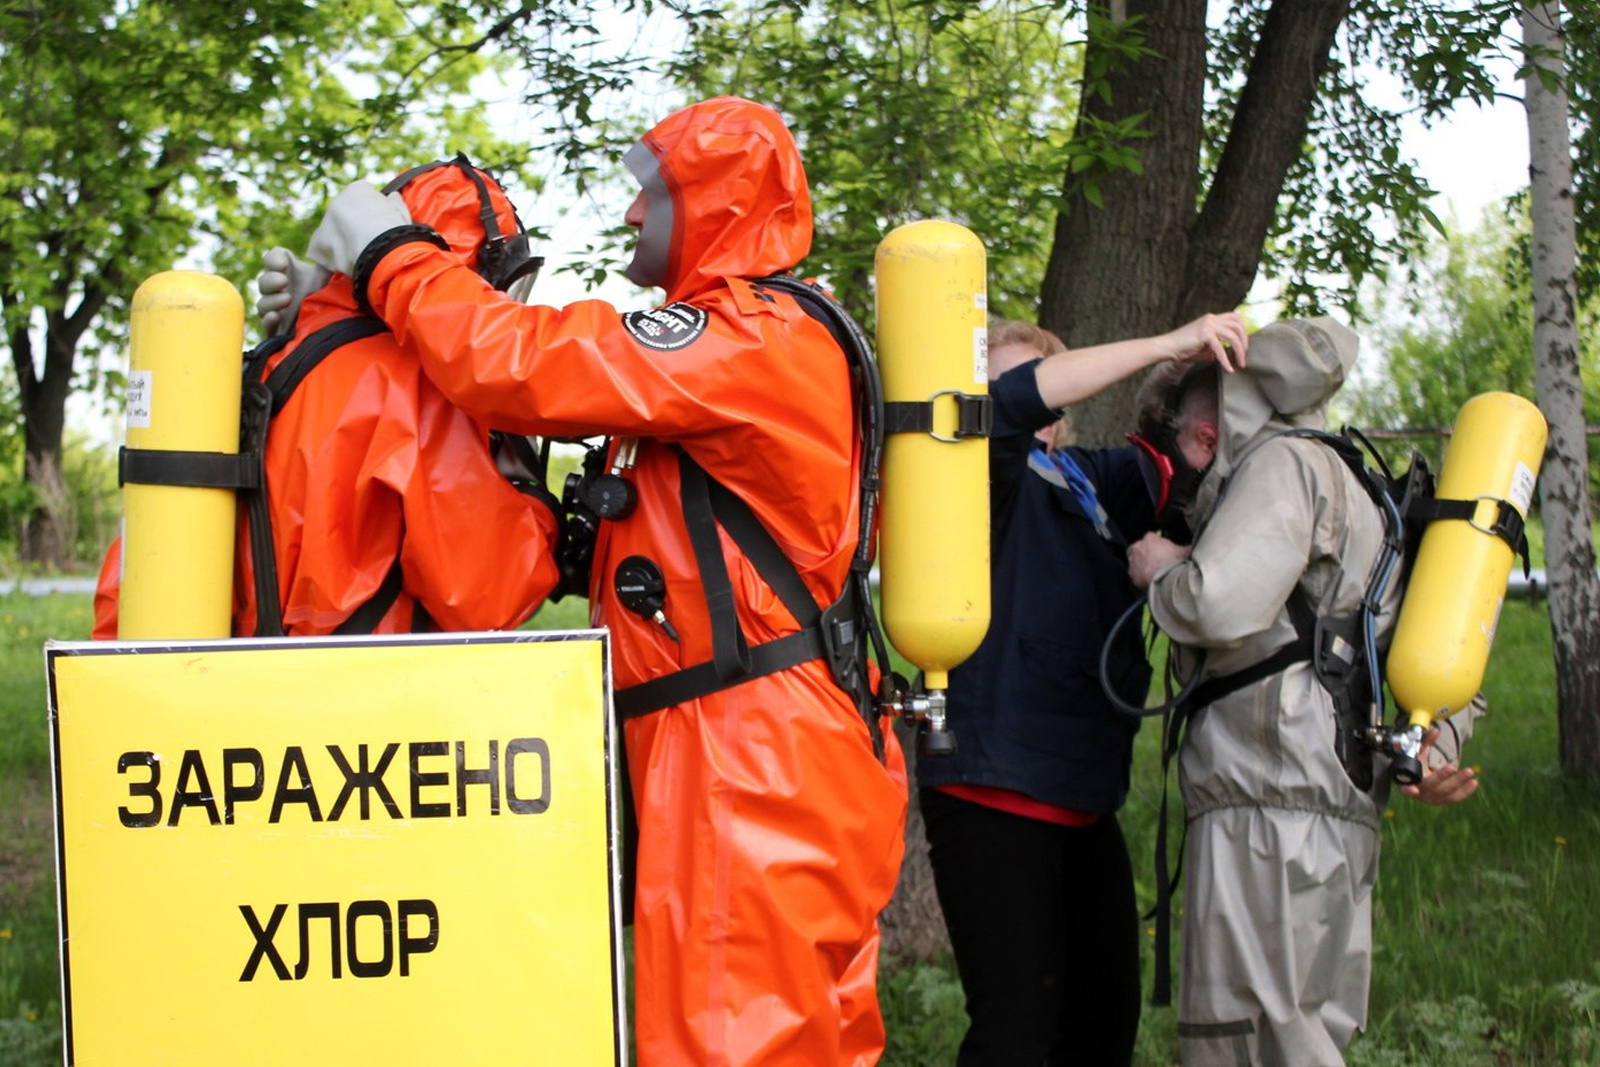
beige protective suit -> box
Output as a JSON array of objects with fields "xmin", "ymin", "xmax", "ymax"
[{"xmin": 1144, "ymin": 318, "xmax": 1470, "ymax": 1067}]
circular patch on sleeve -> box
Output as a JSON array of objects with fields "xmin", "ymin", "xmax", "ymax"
[{"xmin": 622, "ymin": 303, "xmax": 710, "ymax": 351}]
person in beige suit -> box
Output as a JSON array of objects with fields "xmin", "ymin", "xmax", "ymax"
[{"xmin": 1129, "ymin": 317, "xmax": 1480, "ymax": 1067}]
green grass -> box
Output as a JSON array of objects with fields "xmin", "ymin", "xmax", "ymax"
[
  {"xmin": 877, "ymin": 598, "xmax": 1600, "ymax": 1067},
  {"xmin": 0, "ymin": 589, "xmax": 91, "ymax": 1063},
  {"xmin": 4, "ymin": 592, "xmax": 1599, "ymax": 1066}
]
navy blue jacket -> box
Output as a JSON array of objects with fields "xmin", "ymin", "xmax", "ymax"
[{"xmin": 916, "ymin": 361, "xmax": 1155, "ymax": 813}]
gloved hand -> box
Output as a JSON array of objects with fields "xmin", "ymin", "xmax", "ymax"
[
  {"xmin": 256, "ymin": 247, "xmax": 332, "ymax": 337},
  {"xmin": 305, "ymin": 180, "xmax": 413, "ymax": 278}
]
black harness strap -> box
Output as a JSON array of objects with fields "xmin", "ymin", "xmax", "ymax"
[
  {"xmin": 614, "ymin": 450, "xmax": 827, "ymax": 719},
  {"xmin": 1409, "ymin": 494, "xmax": 1531, "ymax": 574},
  {"xmin": 246, "ymin": 316, "xmax": 392, "ymax": 636},
  {"xmin": 704, "ymin": 468, "xmax": 824, "ymax": 629},
  {"xmin": 615, "ymin": 630, "xmax": 827, "ymax": 719},
  {"xmin": 262, "ymin": 317, "xmax": 389, "ymax": 415},
  {"xmin": 1149, "ymin": 704, "xmax": 1184, "ymax": 1006},
  {"xmin": 1181, "ymin": 592, "xmax": 1320, "ymax": 711},
  {"xmin": 679, "ymin": 450, "xmax": 755, "ymax": 684},
  {"xmin": 329, "ymin": 555, "xmax": 431, "ymax": 635},
  {"xmin": 118, "ymin": 448, "xmax": 259, "ymax": 491},
  {"xmin": 240, "ymin": 378, "xmax": 282, "ymax": 636}
]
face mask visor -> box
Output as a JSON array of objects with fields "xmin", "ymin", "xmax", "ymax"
[
  {"xmin": 481, "ymin": 234, "xmax": 544, "ymax": 297},
  {"xmin": 1127, "ymin": 431, "xmax": 1203, "ymax": 544}
]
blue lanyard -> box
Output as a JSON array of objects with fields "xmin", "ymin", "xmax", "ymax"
[{"xmin": 1029, "ymin": 445, "xmax": 1113, "ymax": 540}]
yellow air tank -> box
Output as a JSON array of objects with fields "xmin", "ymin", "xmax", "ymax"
[
  {"xmin": 874, "ymin": 221, "xmax": 991, "ymax": 753},
  {"xmin": 1386, "ymin": 392, "xmax": 1547, "ymax": 736},
  {"xmin": 118, "ymin": 271, "xmax": 245, "ymax": 639}
]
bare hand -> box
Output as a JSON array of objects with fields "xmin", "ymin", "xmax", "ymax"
[
  {"xmin": 1128, "ymin": 532, "xmax": 1190, "ymax": 590},
  {"xmin": 1167, "ymin": 312, "xmax": 1249, "ymax": 373},
  {"xmin": 1398, "ymin": 727, "xmax": 1480, "ymax": 805}
]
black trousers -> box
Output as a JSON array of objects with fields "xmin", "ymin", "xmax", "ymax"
[{"xmin": 920, "ymin": 787, "xmax": 1142, "ymax": 1067}]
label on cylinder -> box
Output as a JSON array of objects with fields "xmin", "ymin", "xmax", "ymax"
[
  {"xmin": 126, "ymin": 369, "xmax": 153, "ymax": 428},
  {"xmin": 973, "ymin": 327, "xmax": 988, "ymax": 384},
  {"xmin": 1510, "ymin": 462, "xmax": 1536, "ymax": 515}
]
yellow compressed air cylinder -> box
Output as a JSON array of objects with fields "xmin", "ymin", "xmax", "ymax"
[
  {"xmin": 874, "ymin": 221, "xmax": 991, "ymax": 691},
  {"xmin": 1386, "ymin": 392, "xmax": 1548, "ymax": 731},
  {"xmin": 119, "ymin": 271, "xmax": 245, "ymax": 639}
]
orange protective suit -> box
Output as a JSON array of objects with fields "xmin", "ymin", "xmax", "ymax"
[
  {"xmin": 94, "ymin": 163, "xmax": 560, "ymax": 638},
  {"xmin": 356, "ymin": 98, "xmax": 908, "ymax": 1066}
]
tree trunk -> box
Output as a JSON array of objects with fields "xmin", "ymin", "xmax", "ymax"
[
  {"xmin": 1039, "ymin": 0, "xmax": 1350, "ymax": 446},
  {"xmin": 20, "ymin": 453, "xmax": 75, "ymax": 572},
  {"xmin": 1523, "ymin": 0, "xmax": 1600, "ymax": 776},
  {"xmin": 1038, "ymin": 0, "xmax": 1208, "ymax": 446},
  {"xmin": 878, "ymin": 720, "xmax": 951, "ymax": 963},
  {"xmin": 10, "ymin": 315, "xmax": 77, "ymax": 570}
]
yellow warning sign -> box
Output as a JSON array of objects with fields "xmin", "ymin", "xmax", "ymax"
[{"xmin": 47, "ymin": 631, "xmax": 621, "ymax": 1067}]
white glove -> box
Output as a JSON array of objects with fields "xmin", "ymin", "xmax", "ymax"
[
  {"xmin": 305, "ymin": 180, "xmax": 414, "ymax": 278},
  {"xmin": 256, "ymin": 247, "xmax": 332, "ymax": 336}
]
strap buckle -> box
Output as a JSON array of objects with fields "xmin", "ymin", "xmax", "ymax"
[{"xmin": 884, "ymin": 390, "xmax": 993, "ymax": 442}]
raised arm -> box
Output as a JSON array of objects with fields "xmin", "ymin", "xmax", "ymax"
[{"xmin": 1032, "ymin": 311, "xmax": 1248, "ymax": 411}]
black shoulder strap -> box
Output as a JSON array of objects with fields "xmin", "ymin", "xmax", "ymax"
[
  {"xmin": 262, "ymin": 317, "xmax": 388, "ymax": 415},
  {"xmin": 755, "ymin": 274, "xmax": 893, "ymax": 714},
  {"xmin": 242, "ymin": 315, "xmax": 414, "ymax": 637}
]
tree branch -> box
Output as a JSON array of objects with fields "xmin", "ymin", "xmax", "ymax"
[{"xmin": 1179, "ymin": 0, "xmax": 1351, "ymax": 318}]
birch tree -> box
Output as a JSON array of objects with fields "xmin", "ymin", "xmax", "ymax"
[{"xmin": 1522, "ymin": 0, "xmax": 1600, "ymax": 775}]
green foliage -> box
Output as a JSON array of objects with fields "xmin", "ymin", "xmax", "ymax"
[
  {"xmin": 1209, "ymin": 2, "xmax": 1518, "ymax": 314},
  {"xmin": 59, "ymin": 437, "xmax": 118, "ymax": 569},
  {"xmin": 1343, "ymin": 206, "xmax": 1600, "ymax": 491},
  {"xmin": 1058, "ymin": 9, "xmax": 1156, "ymax": 213},
  {"xmin": 877, "ymin": 953, "xmax": 966, "ymax": 1065},
  {"xmin": 1551, "ymin": 10, "xmax": 1598, "ymax": 298},
  {"xmin": 0, "ymin": 857, "xmax": 60, "ymax": 1067},
  {"xmin": 0, "ymin": 374, "xmax": 31, "ymax": 541},
  {"xmin": 0, "ymin": 586, "xmax": 72, "ymax": 1063},
  {"xmin": 0, "ymin": 433, "xmax": 118, "ymax": 571},
  {"xmin": 0, "ymin": 0, "xmax": 719, "ymax": 561},
  {"xmin": 0, "ymin": 0, "xmax": 532, "ymax": 340},
  {"xmin": 0, "ymin": 1011, "xmax": 61, "ymax": 1067},
  {"xmin": 666, "ymin": 0, "xmax": 1081, "ymax": 324},
  {"xmin": 1346, "ymin": 209, "xmax": 1533, "ymax": 457},
  {"xmin": 0, "ymin": 590, "xmax": 92, "ymax": 772},
  {"xmin": 1350, "ymin": 598, "xmax": 1600, "ymax": 1067}
]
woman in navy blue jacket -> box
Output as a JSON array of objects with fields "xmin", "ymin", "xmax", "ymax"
[{"xmin": 917, "ymin": 314, "xmax": 1245, "ymax": 1067}]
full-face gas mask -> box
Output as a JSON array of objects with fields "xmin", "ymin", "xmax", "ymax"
[{"xmin": 1127, "ymin": 363, "xmax": 1216, "ymax": 544}]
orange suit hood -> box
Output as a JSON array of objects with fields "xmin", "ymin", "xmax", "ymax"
[
  {"xmin": 394, "ymin": 160, "xmax": 528, "ymax": 278},
  {"xmin": 623, "ymin": 96, "xmax": 813, "ymax": 302}
]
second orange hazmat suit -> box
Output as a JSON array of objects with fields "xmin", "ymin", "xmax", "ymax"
[
  {"xmin": 350, "ymin": 98, "xmax": 909, "ymax": 1065},
  {"xmin": 94, "ymin": 161, "xmax": 560, "ymax": 638}
]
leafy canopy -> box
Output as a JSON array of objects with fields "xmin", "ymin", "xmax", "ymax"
[
  {"xmin": 667, "ymin": 0, "xmax": 1081, "ymax": 326},
  {"xmin": 1346, "ymin": 203, "xmax": 1600, "ymax": 484}
]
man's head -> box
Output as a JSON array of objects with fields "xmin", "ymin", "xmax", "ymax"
[
  {"xmin": 623, "ymin": 97, "xmax": 812, "ymax": 301},
  {"xmin": 1130, "ymin": 361, "xmax": 1220, "ymax": 531}
]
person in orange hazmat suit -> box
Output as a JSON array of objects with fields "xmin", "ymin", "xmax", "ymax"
[
  {"xmin": 285, "ymin": 96, "xmax": 909, "ymax": 1067},
  {"xmin": 94, "ymin": 157, "xmax": 561, "ymax": 638}
]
